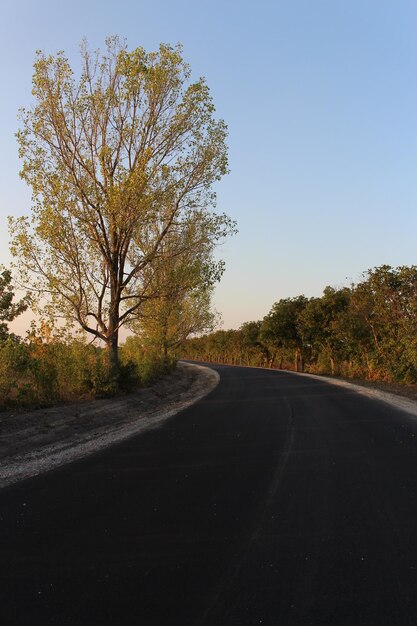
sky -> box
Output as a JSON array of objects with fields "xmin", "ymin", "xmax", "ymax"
[{"xmin": 1, "ymin": 0, "xmax": 417, "ymax": 336}]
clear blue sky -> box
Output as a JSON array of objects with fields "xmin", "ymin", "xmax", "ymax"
[{"xmin": 2, "ymin": 0, "xmax": 417, "ymax": 334}]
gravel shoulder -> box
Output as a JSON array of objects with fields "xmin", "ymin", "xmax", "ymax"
[
  {"xmin": 0, "ymin": 362, "xmax": 219, "ymax": 489},
  {"xmin": 297, "ymin": 370, "xmax": 417, "ymax": 418}
]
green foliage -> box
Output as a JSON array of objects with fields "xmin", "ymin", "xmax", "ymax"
[
  {"xmin": 0, "ymin": 268, "xmax": 28, "ymax": 340},
  {"xmin": 0, "ymin": 337, "xmax": 31, "ymax": 401},
  {"xmin": 181, "ymin": 265, "xmax": 417, "ymax": 385},
  {"xmin": 12, "ymin": 37, "xmax": 233, "ymax": 380},
  {"xmin": 260, "ymin": 296, "xmax": 309, "ymax": 371},
  {"xmin": 183, "ymin": 325, "xmax": 270, "ymax": 368},
  {"xmin": 0, "ymin": 325, "xmax": 182, "ymax": 410},
  {"xmin": 299, "ymin": 287, "xmax": 351, "ymax": 375},
  {"xmin": 128, "ymin": 221, "xmax": 222, "ymax": 362},
  {"xmin": 119, "ymin": 336, "xmax": 175, "ymax": 386},
  {"xmin": 0, "ymin": 331, "xmax": 115, "ymax": 410}
]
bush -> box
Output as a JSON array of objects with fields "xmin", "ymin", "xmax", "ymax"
[
  {"xmin": 0, "ymin": 337, "xmax": 114, "ymax": 409},
  {"xmin": 0, "ymin": 330, "xmax": 177, "ymax": 410},
  {"xmin": 119, "ymin": 336, "xmax": 175, "ymax": 386}
]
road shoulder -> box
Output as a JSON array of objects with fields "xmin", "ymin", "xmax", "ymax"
[
  {"xmin": 296, "ymin": 370, "xmax": 417, "ymax": 418},
  {"xmin": 0, "ymin": 362, "xmax": 219, "ymax": 488}
]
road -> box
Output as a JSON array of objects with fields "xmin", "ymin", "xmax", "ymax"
[{"xmin": 2, "ymin": 364, "xmax": 417, "ymax": 625}]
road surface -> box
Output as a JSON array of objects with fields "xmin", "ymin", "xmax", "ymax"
[{"xmin": 2, "ymin": 364, "xmax": 417, "ymax": 625}]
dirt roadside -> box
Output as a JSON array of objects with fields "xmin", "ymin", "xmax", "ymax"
[{"xmin": 0, "ymin": 362, "xmax": 219, "ymax": 489}]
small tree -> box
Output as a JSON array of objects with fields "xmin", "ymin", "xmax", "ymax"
[
  {"xmin": 12, "ymin": 37, "xmax": 231, "ymax": 380},
  {"xmin": 299, "ymin": 287, "xmax": 351, "ymax": 375},
  {"xmin": 239, "ymin": 321, "xmax": 267, "ymax": 366},
  {"xmin": 0, "ymin": 268, "xmax": 28, "ymax": 340},
  {"xmin": 261, "ymin": 296, "xmax": 309, "ymax": 371},
  {"xmin": 129, "ymin": 206, "xmax": 226, "ymax": 360}
]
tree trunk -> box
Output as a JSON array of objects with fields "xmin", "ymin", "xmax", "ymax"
[
  {"xmin": 295, "ymin": 347, "xmax": 304, "ymax": 372},
  {"xmin": 106, "ymin": 330, "xmax": 119, "ymax": 385},
  {"xmin": 107, "ymin": 264, "xmax": 120, "ymax": 385}
]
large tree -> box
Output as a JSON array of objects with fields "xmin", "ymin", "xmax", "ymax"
[{"xmin": 11, "ymin": 37, "xmax": 231, "ymax": 378}]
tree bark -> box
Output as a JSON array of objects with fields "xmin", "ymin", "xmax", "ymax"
[
  {"xmin": 295, "ymin": 347, "xmax": 304, "ymax": 372},
  {"xmin": 106, "ymin": 331, "xmax": 119, "ymax": 385}
]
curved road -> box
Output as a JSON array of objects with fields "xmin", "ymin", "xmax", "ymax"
[{"xmin": 2, "ymin": 364, "xmax": 417, "ymax": 625}]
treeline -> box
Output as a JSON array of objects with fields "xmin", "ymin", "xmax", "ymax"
[{"xmin": 182, "ymin": 265, "xmax": 417, "ymax": 385}]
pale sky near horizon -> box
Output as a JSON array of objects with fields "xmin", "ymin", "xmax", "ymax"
[{"xmin": 1, "ymin": 0, "xmax": 417, "ymax": 337}]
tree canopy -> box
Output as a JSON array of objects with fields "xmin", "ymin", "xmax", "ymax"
[{"xmin": 11, "ymin": 37, "xmax": 233, "ymax": 377}]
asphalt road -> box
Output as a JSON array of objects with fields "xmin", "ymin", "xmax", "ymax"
[{"xmin": 2, "ymin": 364, "xmax": 417, "ymax": 626}]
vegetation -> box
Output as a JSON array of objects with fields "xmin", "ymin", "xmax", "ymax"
[
  {"xmin": 182, "ymin": 265, "xmax": 417, "ymax": 386},
  {"xmin": 0, "ymin": 268, "xmax": 28, "ymax": 340},
  {"xmin": 0, "ymin": 327, "xmax": 109, "ymax": 409},
  {"xmin": 10, "ymin": 37, "xmax": 232, "ymax": 381},
  {"xmin": 0, "ymin": 320, "xmax": 176, "ymax": 410},
  {"xmin": 0, "ymin": 38, "xmax": 234, "ymax": 409}
]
